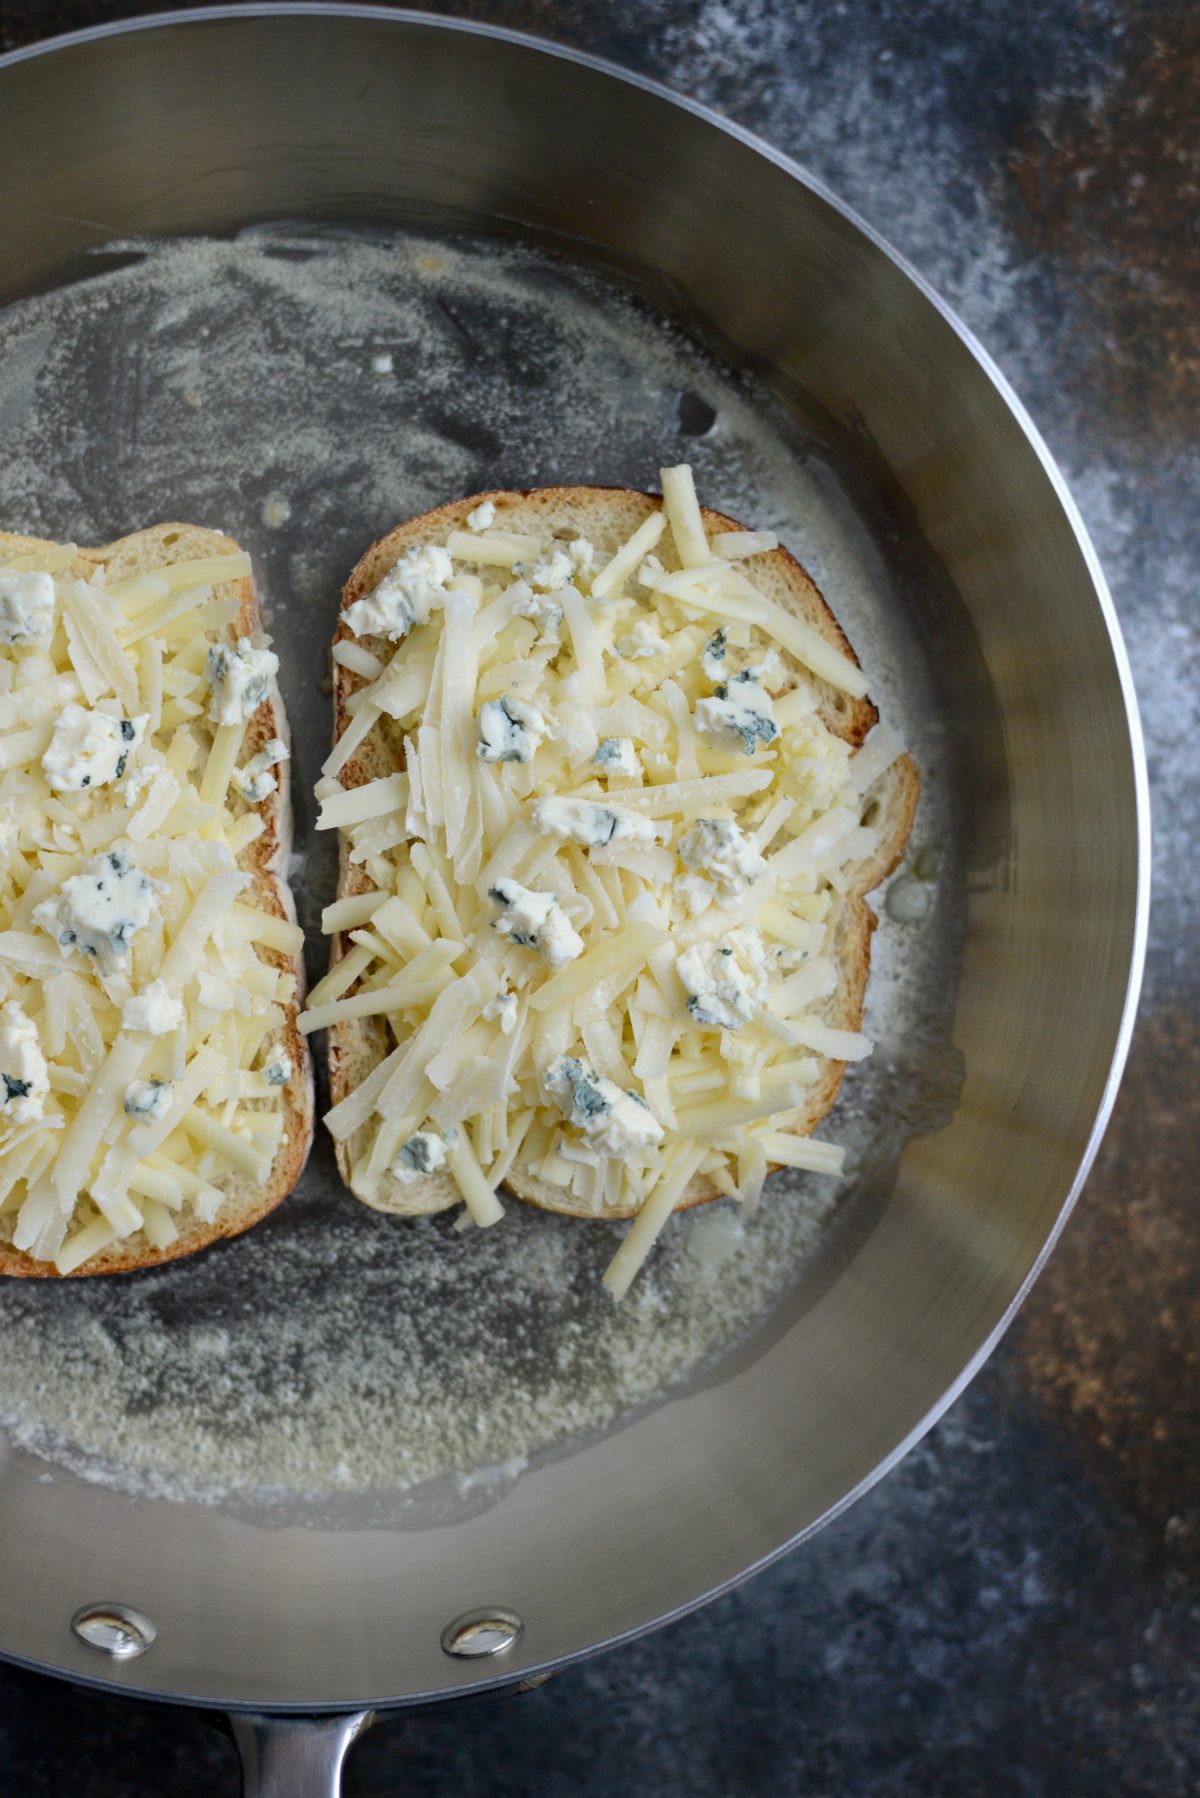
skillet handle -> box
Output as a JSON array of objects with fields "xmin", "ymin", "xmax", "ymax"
[{"xmin": 229, "ymin": 1711, "xmax": 377, "ymax": 1798}]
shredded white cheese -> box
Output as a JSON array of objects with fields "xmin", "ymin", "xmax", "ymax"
[
  {"xmin": 0, "ymin": 536, "xmax": 300, "ymax": 1271},
  {"xmin": 312, "ymin": 466, "xmax": 900, "ymax": 1294}
]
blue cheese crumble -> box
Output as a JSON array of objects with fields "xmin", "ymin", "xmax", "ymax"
[
  {"xmin": 263, "ymin": 1051, "xmax": 293, "ymax": 1086},
  {"xmin": 0, "ymin": 569, "xmax": 56, "ymax": 645},
  {"xmin": 122, "ymin": 980, "xmax": 183, "ymax": 1036},
  {"xmin": 33, "ymin": 849, "xmax": 160, "ymax": 976},
  {"xmin": 509, "ymin": 581, "xmax": 564, "ymax": 644},
  {"xmin": 483, "ymin": 989, "xmax": 519, "ymax": 1035},
  {"xmin": 0, "ymin": 1002, "xmax": 49, "ymax": 1126},
  {"xmin": 476, "ymin": 695, "xmax": 549, "ymax": 764},
  {"xmin": 694, "ymin": 670, "xmax": 779, "ymax": 755},
  {"xmin": 122, "ymin": 761, "xmax": 159, "ymax": 810},
  {"xmin": 206, "ymin": 638, "xmax": 279, "ymax": 726},
  {"xmin": 703, "ymin": 629, "xmax": 783, "ymax": 690},
  {"xmin": 531, "ymin": 795, "xmax": 655, "ymax": 849},
  {"xmin": 391, "ymin": 1128, "xmax": 451, "ymax": 1184},
  {"xmin": 123, "ymin": 1076, "xmax": 173, "ymax": 1123},
  {"xmin": 42, "ymin": 705, "xmax": 148, "ymax": 793},
  {"xmin": 516, "ymin": 539, "xmax": 595, "ymax": 593},
  {"xmin": 676, "ymin": 929, "xmax": 769, "ymax": 1030},
  {"xmin": 616, "ymin": 619, "xmax": 669, "ymax": 659},
  {"xmin": 234, "ymin": 736, "xmax": 290, "ymax": 804},
  {"xmin": 344, "ymin": 543, "xmax": 454, "ymax": 642},
  {"xmin": 780, "ymin": 714, "xmax": 853, "ymax": 816},
  {"xmin": 489, "ymin": 878, "xmax": 583, "ymax": 969},
  {"xmin": 544, "ymin": 1056, "xmax": 665, "ymax": 1157},
  {"xmin": 520, "ymin": 547, "xmax": 571, "ymax": 592},
  {"xmin": 593, "ymin": 737, "xmax": 639, "ymax": 778},
  {"xmin": 677, "ymin": 817, "xmax": 767, "ymax": 902},
  {"xmin": 702, "ymin": 628, "xmax": 728, "ymax": 683}
]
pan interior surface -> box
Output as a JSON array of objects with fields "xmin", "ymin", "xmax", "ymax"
[
  {"xmin": 0, "ymin": 225, "xmax": 960, "ymax": 1518},
  {"xmin": 0, "ymin": 10, "xmax": 1144, "ymax": 1710}
]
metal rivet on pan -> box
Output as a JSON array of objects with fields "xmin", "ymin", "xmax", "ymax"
[
  {"xmin": 71, "ymin": 1602, "xmax": 157, "ymax": 1660},
  {"xmin": 440, "ymin": 1606, "xmax": 524, "ymax": 1659}
]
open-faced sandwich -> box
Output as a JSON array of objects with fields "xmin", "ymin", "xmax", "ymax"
[
  {"xmin": 0, "ymin": 526, "xmax": 311, "ymax": 1275},
  {"xmin": 310, "ymin": 466, "xmax": 917, "ymax": 1296}
]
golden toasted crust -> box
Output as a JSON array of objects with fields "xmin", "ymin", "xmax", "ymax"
[
  {"xmin": 326, "ymin": 486, "xmax": 919, "ymax": 1221},
  {"xmin": 0, "ymin": 524, "xmax": 313, "ymax": 1276}
]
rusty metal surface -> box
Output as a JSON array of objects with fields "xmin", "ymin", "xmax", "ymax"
[
  {"xmin": 1004, "ymin": 8, "xmax": 1200, "ymax": 448},
  {"xmin": 0, "ymin": 0, "xmax": 1194, "ymax": 1792}
]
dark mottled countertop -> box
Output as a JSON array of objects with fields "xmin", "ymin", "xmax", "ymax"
[{"xmin": 0, "ymin": 2, "xmax": 1195, "ymax": 1793}]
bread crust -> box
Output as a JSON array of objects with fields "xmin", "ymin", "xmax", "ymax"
[
  {"xmin": 0, "ymin": 525, "xmax": 314, "ymax": 1276},
  {"xmin": 327, "ymin": 487, "xmax": 918, "ymax": 1221}
]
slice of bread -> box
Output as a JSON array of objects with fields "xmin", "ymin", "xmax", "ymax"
[
  {"xmin": 326, "ymin": 485, "xmax": 917, "ymax": 1223},
  {"xmin": 0, "ymin": 524, "xmax": 313, "ymax": 1275}
]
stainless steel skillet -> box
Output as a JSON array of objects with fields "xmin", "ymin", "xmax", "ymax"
[{"xmin": 0, "ymin": 8, "xmax": 1148, "ymax": 1794}]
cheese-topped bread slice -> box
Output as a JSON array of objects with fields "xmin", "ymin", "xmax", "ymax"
[
  {"xmin": 313, "ymin": 469, "xmax": 917, "ymax": 1297},
  {"xmin": 0, "ymin": 524, "xmax": 312, "ymax": 1276}
]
